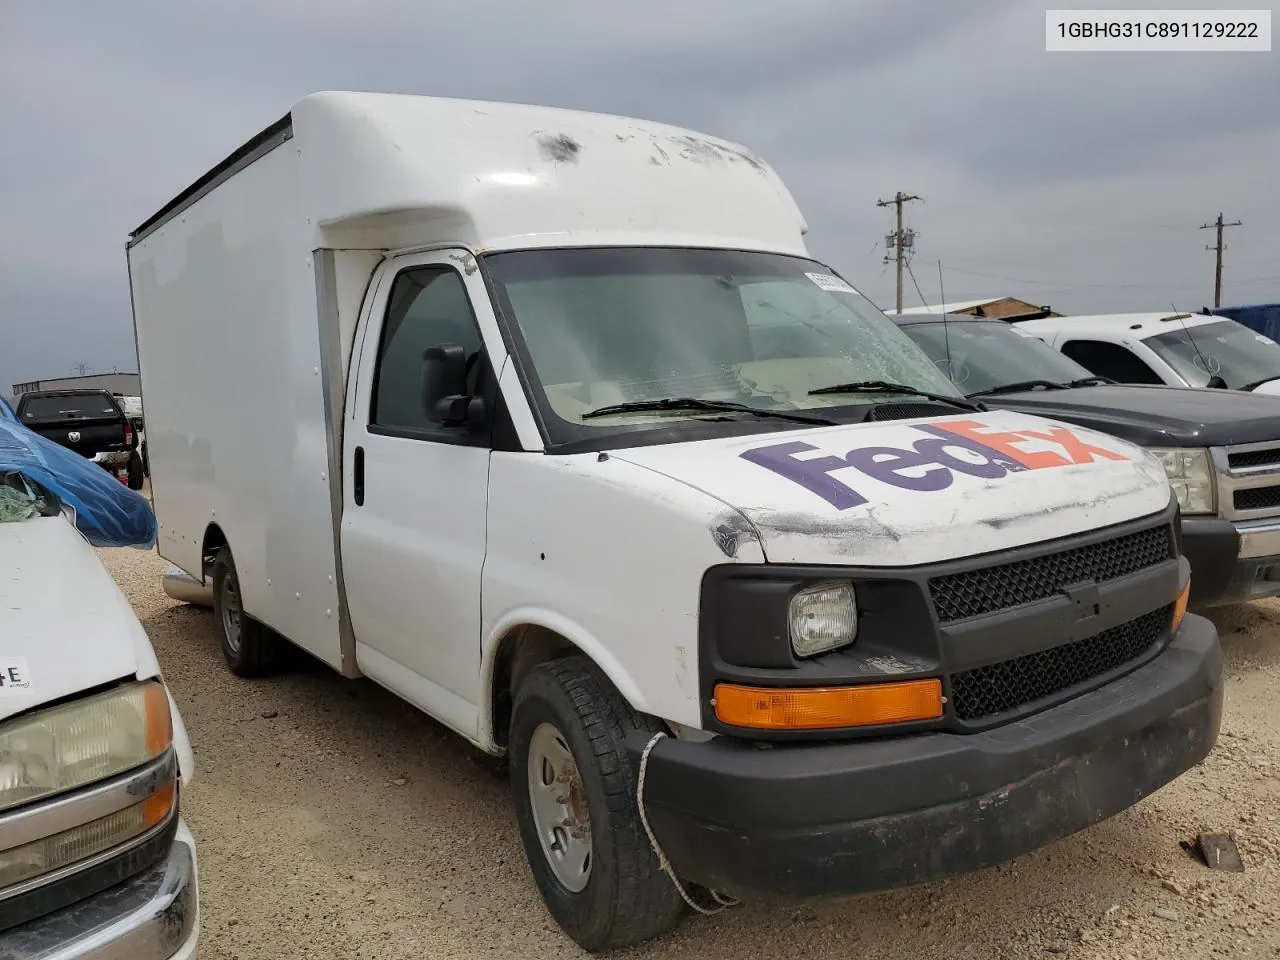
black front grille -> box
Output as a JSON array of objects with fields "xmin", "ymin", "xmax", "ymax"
[
  {"xmin": 950, "ymin": 604, "xmax": 1172, "ymax": 723},
  {"xmin": 1234, "ymin": 486, "xmax": 1280, "ymax": 511},
  {"xmin": 928, "ymin": 524, "xmax": 1172, "ymax": 622},
  {"xmin": 1227, "ymin": 448, "xmax": 1280, "ymax": 470}
]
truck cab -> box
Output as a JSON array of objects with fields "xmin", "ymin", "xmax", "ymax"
[
  {"xmin": 1019, "ymin": 312, "xmax": 1280, "ymax": 394},
  {"xmin": 128, "ymin": 92, "xmax": 1222, "ymax": 951}
]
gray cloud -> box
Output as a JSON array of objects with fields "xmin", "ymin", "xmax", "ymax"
[{"xmin": 2, "ymin": 0, "xmax": 1277, "ymax": 393}]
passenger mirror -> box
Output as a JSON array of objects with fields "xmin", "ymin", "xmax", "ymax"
[{"xmin": 422, "ymin": 344, "xmax": 486, "ymax": 429}]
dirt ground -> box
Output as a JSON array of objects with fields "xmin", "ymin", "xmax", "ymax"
[{"xmin": 100, "ymin": 544, "xmax": 1280, "ymax": 960}]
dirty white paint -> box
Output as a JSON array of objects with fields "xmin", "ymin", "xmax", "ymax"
[
  {"xmin": 611, "ymin": 410, "xmax": 1170, "ymax": 567},
  {"xmin": 479, "ymin": 450, "xmax": 760, "ymax": 739},
  {"xmin": 0, "ymin": 515, "xmax": 195, "ymax": 782},
  {"xmin": 291, "ymin": 91, "xmax": 809, "ymax": 255}
]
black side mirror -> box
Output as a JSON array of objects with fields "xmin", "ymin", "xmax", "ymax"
[
  {"xmin": 422, "ymin": 344, "xmax": 487, "ymax": 429},
  {"xmin": 1207, "ymin": 375, "xmax": 1228, "ymax": 390}
]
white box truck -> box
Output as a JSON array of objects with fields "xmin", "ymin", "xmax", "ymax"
[{"xmin": 127, "ymin": 92, "xmax": 1222, "ymax": 950}]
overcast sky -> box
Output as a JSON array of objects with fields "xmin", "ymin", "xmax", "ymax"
[{"xmin": 2, "ymin": 0, "xmax": 1278, "ymax": 393}]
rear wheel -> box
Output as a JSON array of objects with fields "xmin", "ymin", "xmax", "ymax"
[
  {"xmin": 126, "ymin": 452, "xmax": 145, "ymax": 490},
  {"xmin": 211, "ymin": 547, "xmax": 285, "ymax": 677},
  {"xmin": 509, "ymin": 657, "xmax": 683, "ymax": 951}
]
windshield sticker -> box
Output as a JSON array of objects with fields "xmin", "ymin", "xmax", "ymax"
[
  {"xmin": 0, "ymin": 658, "xmax": 31, "ymax": 695},
  {"xmin": 740, "ymin": 419, "xmax": 1128, "ymax": 510},
  {"xmin": 805, "ymin": 272, "xmax": 857, "ymax": 294}
]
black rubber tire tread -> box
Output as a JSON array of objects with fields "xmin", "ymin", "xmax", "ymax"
[
  {"xmin": 510, "ymin": 656, "xmax": 684, "ymax": 952},
  {"xmin": 126, "ymin": 452, "xmax": 145, "ymax": 490},
  {"xmin": 211, "ymin": 548, "xmax": 286, "ymax": 677}
]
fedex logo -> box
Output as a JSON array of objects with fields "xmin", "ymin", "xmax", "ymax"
[{"xmin": 740, "ymin": 419, "xmax": 1128, "ymax": 510}]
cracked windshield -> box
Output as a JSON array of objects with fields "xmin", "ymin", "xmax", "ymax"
[
  {"xmin": 902, "ymin": 319, "xmax": 1094, "ymax": 394},
  {"xmin": 483, "ymin": 247, "xmax": 960, "ymax": 434},
  {"xmin": 1145, "ymin": 319, "xmax": 1280, "ymax": 390}
]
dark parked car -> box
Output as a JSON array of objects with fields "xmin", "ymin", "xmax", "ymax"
[
  {"xmin": 14, "ymin": 389, "xmax": 145, "ymax": 490},
  {"xmin": 894, "ymin": 313, "xmax": 1280, "ymax": 608}
]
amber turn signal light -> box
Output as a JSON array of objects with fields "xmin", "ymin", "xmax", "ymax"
[
  {"xmin": 714, "ymin": 678, "xmax": 944, "ymax": 731},
  {"xmin": 1172, "ymin": 578, "xmax": 1191, "ymax": 633}
]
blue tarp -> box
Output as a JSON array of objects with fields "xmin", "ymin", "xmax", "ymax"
[
  {"xmin": 1206, "ymin": 303, "xmax": 1280, "ymax": 342},
  {"xmin": 0, "ymin": 419, "xmax": 156, "ymax": 548}
]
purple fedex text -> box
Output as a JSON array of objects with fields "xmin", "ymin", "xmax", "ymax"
[{"xmin": 739, "ymin": 425, "xmax": 1030, "ymax": 510}]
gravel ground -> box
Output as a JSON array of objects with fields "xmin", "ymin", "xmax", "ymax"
[{"xmin": 100, "ymin": 543, "xmax": 1280, "ymax": 960}]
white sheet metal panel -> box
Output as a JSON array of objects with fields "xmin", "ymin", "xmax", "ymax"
[
  {"xmin": 290, "ymin": 91, "xmax": 809, "ymax": 256},
  {"xmin": 481, "ymin": 452, "xmax": 766, "ymax": 736},
  {"xmin": 609, "ymin": 410, "xmax": 1172, "ymax": 567},
  {"xmin": 128, "ymin": 143, "xmax": 346, "ymax": 672}
]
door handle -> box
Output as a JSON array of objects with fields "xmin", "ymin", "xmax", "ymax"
[{"xmin": 353, "ymin": 446, "xmax": 365, "ymax": 506}]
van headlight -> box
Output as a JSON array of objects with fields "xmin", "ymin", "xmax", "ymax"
[
  {"xmin": 789, "ymin": 581, "xmax": 858, "ymax": 657},
  {"xmin": 1149, "ymin": 448, "xmax": 1215, "ymax": 515},
  {"xmin": 0, "ymin": 681, "xmax": 173, "ymax": 813}
]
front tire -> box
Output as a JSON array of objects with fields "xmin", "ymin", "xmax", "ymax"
[
  {"xmin": 509, "ymin": 657, "xmax": 683, "ymax": 951},
  {"xmin": 211, "ymin": 547, "xmax": 285, "ymax": 677}
]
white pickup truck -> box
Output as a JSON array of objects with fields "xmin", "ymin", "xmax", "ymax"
[
  {"xmin": 0, "ymin": 475, "xmax": 199, "ymax": 958},
  {"xmin": 1018, "ymin": 312, "xmax": 1280, "ymax": 394},
  {"xmin": 129, "ymin": 91, "xmax": 1221, "ymax": 950}
]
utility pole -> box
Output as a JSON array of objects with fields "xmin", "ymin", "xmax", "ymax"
[
  {"xmin": 1200, "ymin": 212, "xmax": 1242, "ymax": 309},
  {"xmin": 877, "ymin": 191, "xmax": 920, "ymax": 313}
]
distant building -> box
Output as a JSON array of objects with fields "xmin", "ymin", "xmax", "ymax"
[
  {"xmin": 896, "ymin": 297, "xmax": 1060, "ymax": 321},
  {"xmin": 12, "ymin": 372, "xmax": 141, "ymax": 397}
]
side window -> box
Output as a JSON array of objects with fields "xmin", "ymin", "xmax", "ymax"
[
  {"xmin": 371, "ymin": 266, "xmax": 484, "ymax": 434},
  {"xmin": 1060, "ymin": 339, "xmax": 1163, "ymax": 384}
]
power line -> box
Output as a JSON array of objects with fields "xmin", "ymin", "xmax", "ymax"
[
  {"xmin": 904, "ymin": 257, "xmax": 930, "ymax": 308},
  {"xmin": 876, "ymin": 191, "xmax": 921, "ymax": 314},
  {"xmin": 1200, "ymin": 213, "xmax": 1243, "ymax": 309}
]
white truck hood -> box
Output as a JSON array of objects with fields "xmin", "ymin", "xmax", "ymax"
[
  {"xmin": 0, "ymin": 516, "xmax": 162, "ymax": 722},
  {"xmin": 612, "ymin": 409, "xmax": 1171, "ymax": 565}
]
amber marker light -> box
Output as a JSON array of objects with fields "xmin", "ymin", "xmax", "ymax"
[
  {"xmin": 714, "ymin": 678, "xmax": 944, "ymax": 730},
  {"xmin": 1172, "ymin": 578, "xmax": 1191, "ymax": 633}
]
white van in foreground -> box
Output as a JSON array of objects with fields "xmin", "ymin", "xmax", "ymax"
[
  {"xmin": 128, "ymin": 92, "xmax": 1220, "ymax": 950},
  {"xmin": 1019, "ymin": 312, "xmax": 1280, "ymax": 394},
  {"xmin": 0, "ymin": 483, "xmax": 198, "ymax": 958}
]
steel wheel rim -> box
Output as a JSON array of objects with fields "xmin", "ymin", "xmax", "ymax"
[
  {"xmin": 527, "ymin": 722, "xmax": 592, "ymax": 892},
  {"xmin": 220, "ymin": 573, "xmax": 243, "ymax": 655}
]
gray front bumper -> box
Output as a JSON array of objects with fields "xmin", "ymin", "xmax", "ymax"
[{"xmin": 0, "ymin": 828, "xmax": 197, "ymax": 960}]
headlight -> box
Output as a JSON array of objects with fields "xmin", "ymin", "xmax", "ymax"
[
  {"xmin": 789, "ymin": 581, "xmax": 857, "ymax": 657},
  {"xmin": 1149, "ymin": 447, "xmax": 1215, "ymax": 515},
  {"xmin": 0, "ymin": 681, "xmax": 172, "ymax": 813}
]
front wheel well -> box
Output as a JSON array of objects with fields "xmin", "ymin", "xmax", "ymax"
[
  {"xmin": 200, "ymin": 523, "xmax": 228, "ymax": 582},
  {"xmin": 490, "ymin": 625, "xmax": 580, "ymax": 749}
]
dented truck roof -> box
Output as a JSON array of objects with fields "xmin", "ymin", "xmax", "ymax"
[{"xmin": 129, "ymin": 91, "xmax": 809, "ymax": 255}]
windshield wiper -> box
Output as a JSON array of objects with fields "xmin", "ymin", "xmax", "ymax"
[
  {"xmin": 968, "ymin": 376, "xmax": 1114, "ymax": 398},
  {"xmin": 1240, "ymin": 375, "xmax": 1280, "ymax": 391},
  {"xmin": 581, "ymin": 397, "xmax": 837, "ymax": 426},
  {"xmin": 967, "ymin": 379, "xmax": 1070, "ymax": 397},
  {"xmin": 807, "ymin": 380, "xmax": 984, "ymax": 411}
]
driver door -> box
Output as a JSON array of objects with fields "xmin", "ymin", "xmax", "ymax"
[{"xmin": 341, "ymin": 250, "xmax": 499, "ymax": 739}]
